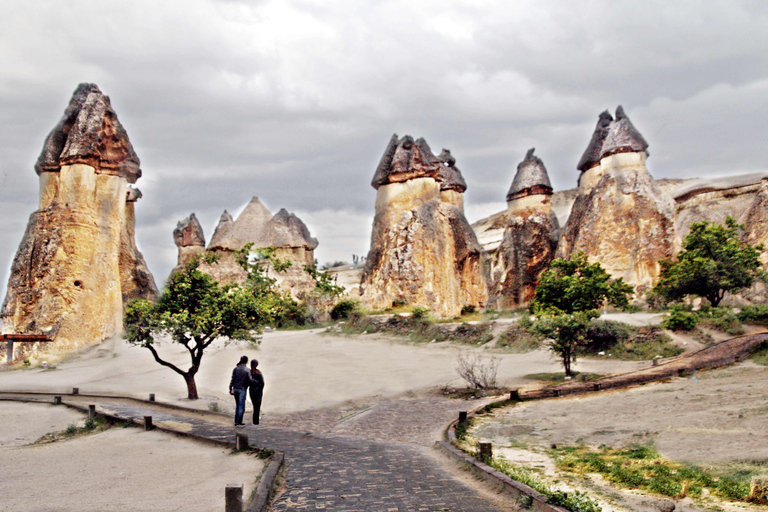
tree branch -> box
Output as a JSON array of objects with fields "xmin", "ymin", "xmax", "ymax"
[{"xmin": 145, "ymin": 344, "xmax": 188, "ymax": 377}]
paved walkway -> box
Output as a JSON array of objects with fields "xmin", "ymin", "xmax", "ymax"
[{"xmin": 4, "ymin": 394, "xmax": 514, "ymax": 512}]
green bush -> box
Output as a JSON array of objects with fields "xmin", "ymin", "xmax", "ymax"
[
  {"xmin": 697, "ymin": 306, "xmax": 744, "ymax": 335},
  {"xmin": 460, "ymin": 304, "xmax": 477, "ymax": 315},
  {"xmin": 738, "ymin": 304, "xmax": 768, "ymax": 325},
  {"xmin": 330, "ymin": 299, "xmax": 359, "ymax": 320},
  {"xmin": 584, "ymin": 320, "xmax": 632, "ymax": 352},
  {"xmin": 411, "ymin": 306, "xmax": 431, "ymax": 319},
  {"xmin": 661, "ymin": 305, "xmax": 699, "ymax": 331}
]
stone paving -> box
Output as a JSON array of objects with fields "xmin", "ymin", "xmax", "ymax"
[{"xmin": 7, "ymin": 394, "xmax": 515, "ymax": 512}]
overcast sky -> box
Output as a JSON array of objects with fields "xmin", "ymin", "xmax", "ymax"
[{"xmin": 1, "ymin": 0, "xmax": 767, "ymax": 296}]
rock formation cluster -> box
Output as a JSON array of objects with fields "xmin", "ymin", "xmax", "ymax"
[
  {"xmin": 173, "ymin": 197, "xmax": 319, "ymax": 296},
  {"xmin": 487, "ymin": 149, "xmax": 560, "ymax": 309},
  {"xmin": 360, "ymin": 134, "xmax": 487, "ymax": 317},
  {"xmin": 1, "ymin": 83, "xmax": 157, "ymax": 356}
]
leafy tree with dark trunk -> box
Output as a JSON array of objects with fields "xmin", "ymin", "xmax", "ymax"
[
  {"xmin": 530, "ymin": 252, "xmax": 633, "ymax": 376},
  {"xmin": 124, "ymin": 252, "xmax": 274, "ymax": 399},
  {"xmin": 653, "ymin": 217, "xmax": 764, "ymax": 307}
]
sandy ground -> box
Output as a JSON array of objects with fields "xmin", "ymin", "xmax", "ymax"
[
  {"xmin": 0, "ymin": 329, "xmax": 646, "ymax": 415},
  {"xmin": 0, "ymin": 402, "xmax": 263, "ymax": 512},
  {"xmin": 474, "ymin": 362, "xmax": 768, "ymax": 464}
]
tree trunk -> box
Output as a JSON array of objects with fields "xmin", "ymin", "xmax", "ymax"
[
  {"xmin": 563, "ymin": 353, "xmax": 572, "ymax": 377},
  {"xmin": 184, "ymin": 373, "xmax": 199, "ymax": 400}
]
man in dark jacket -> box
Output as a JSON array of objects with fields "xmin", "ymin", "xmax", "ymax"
[{"xmin": 229, "ymin": 355, "xmax": 251, "ymax": 426}]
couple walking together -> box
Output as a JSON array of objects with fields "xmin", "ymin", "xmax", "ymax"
[{"xmin": 229, "ymin": 355, "xmax": 264, "ymax": 427}]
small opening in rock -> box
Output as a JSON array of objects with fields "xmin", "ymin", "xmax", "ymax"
[{"xmin": 73, "ymin": 280, "xmax": 82, "ymax": 288}]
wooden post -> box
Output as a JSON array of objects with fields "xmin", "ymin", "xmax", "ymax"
[
  {"xmin": 509, "ymin": 389, "xmax": 520, "ymax": 401},
  {"xmin": 593, "ymin": 383, "xmax": 601, "ymax": 391},
  {"xmin": 225, "ymin": 484, "xmax": 244, "ymax": 512},
  {"xmin": 72, "ymin": 387, "xmax": 79, "ymax": 395},
  {"xmin": 554, "ymin": 389, "xmax": 561, "ymax": 397},
  {"xmin": 6, "ymin": 340, "xmax": 12, "ymax": 364},
  {"xmin": 458, "ymin": 411, "xmax": 468, "ymax": 426},
  {"xmin": 477, "ymin": 442, "xmax": 492, "ymax": 461},
  {"xmin": 53, "ymin": 396, "xmax": 62, "ymax": 405},
  {"xmin": 144, "ymin": 416, "xmax": 153, "ymax": 431},
  {"xmin": 149, "ymin": 393, "xmax": 155, "ymax": 402},
  {"xmin": 235, "ymin": 432, "xmax": 249, "ymax": 451},
  {"xmin": 88, "ymin": 404, "xmax": 96, "ymax": 418}
]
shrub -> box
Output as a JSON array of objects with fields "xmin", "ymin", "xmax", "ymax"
[
  {"xmin": 330, "ymin": 299, "xmax": 359, "ymax": 320},
  {"xmin": 584, "ymin": 320, "xmax": 632, "ymax": 352},
  {"xmin": 392, "ymin": 298, "xmax": 407, "ymax": 307},
  {"xmin": 697, "ymin": 305, "xmax": 744, "ymax": 335},
  {"xmin": 411, "ymin": 306, "xmax": 431, "ymax": 319},
  {"xmin": 661, "ymin": 305, "xmax": 699, "ymax": 331},
  {"xmin": 455, "ymin": 352, "xmax": 499, "ymax": 390},
  {"xmin": 460, "ymin": 304, "xmax": 476, "ymax": 315},
  {"xmin": 738, "ymin": 304, "xmax": 768, "ymax": 326}
]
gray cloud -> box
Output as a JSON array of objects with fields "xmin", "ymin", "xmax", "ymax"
[{"xmin": 1, "ymin": 0, "xmax": 767, "ymax": 294}]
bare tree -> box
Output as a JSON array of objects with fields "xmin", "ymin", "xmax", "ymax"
[{"xmin": 455, "ymin": 352, "xmax": 499, "ymax": 390}]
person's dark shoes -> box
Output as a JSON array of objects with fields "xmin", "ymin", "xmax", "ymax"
[{"xmin": 235, "ymin": 423, "xmax": 245, "ymax": 427}]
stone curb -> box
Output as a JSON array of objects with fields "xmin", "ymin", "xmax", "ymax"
[
  {"xmin": 1, "ymin": 395, "xmax": 284, "ymax": 512},
  {"xmin": 247, "ymin": 451, "xmax": 284, "ymax": 512},
  {"xmin": 435, "ymin": 441, "xmax": 568, "ymax": 512}
]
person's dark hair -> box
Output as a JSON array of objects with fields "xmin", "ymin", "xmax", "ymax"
[
  {"xmin": 250, "ymin": 359, "xmax": 259, "ymax": 369},
  {"xmin": 239, "ymin": 355, "xmax": 248, "ymax": 365}
]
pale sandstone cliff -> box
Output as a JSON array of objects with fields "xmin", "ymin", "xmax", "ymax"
[
  {"xmin": 360, "ymin": 134, "xmax": 487, "ymax": 317},
  {"xmin": 487, "ymin": 149, "xmax": 559, "ymax": 309},
  {"xmin": 1, "ymin": 83, "xmax": 157, "ymax": 359}
]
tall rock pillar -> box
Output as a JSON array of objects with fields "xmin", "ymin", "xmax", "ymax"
[
  {"xmin": 488, "ymin": 149, "xmax": 559, "ymax": 308},
  {"xmin": 1, "ymin": 83, "xmax": 156, "ymax": 356},
  {"xmin": 360, "ymin": 134, "xmax": 487, "ymax": 317},
  {"xmin": 557, "ymin": 106, "xmax": 676, "ymax": 294}
]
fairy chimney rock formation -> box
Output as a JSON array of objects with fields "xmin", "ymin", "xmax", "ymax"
[
  {"xmin": 437, "ymin": 149, "xmax": 467, "ymax": 211},
  {"xmin": 488, "ymin": 149, "xmax": 559, "ymax": 308},
  {"xmin": 174, "ymin": 213, "xmax": 206, "ymax": 268},
  {"xmin": 1, "ymin": 83, "xmax": 157, "ymax": 358},
  {"xmin": 360, "ymin": 134, "xmax": 487, "ymax": 317},
  {"xmin": 558, "ymin": 106, "xmax": 675, "ymax": 294}
]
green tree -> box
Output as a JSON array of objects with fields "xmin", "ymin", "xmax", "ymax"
[
  {"xmin": 529, "ymin": 252, "xmax": 633, "ymax": 376},
  {"xmin": 653, "ymin": 217, "xmax": 764, "ymax": 307},
  {"xmin": 124, "ymin": 255, "xmax": 269, "ymax": 399},
  {"xmin": 530, "ymin": 252, "xmax": 634, "ymax": 315},
  {"xmin": 304, "ymin": 259, "xmax": 345, "ymax": 297},
  {"xmin": 533, "ymin": 311, "xmax": 599, "ymax": 377}
]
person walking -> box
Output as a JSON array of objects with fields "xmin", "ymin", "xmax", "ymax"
[
  {"xmin": 249, "ymin": 359, "xmax": 264, "ymax": 425},
  {"xmin": 229, "ymin": 355, "xmax": 251, "ymax": 427}
]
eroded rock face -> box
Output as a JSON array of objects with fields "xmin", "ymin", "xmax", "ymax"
[
  {"xmin": 360, "ymin": 134, "xmax": 487, "ymax": 317},
  {"xmin": 742, "ymin": 178, "xmax": 768, "ymax": 265},
  {"xmin": 558, "ymin": 108, "xmax": 676, "ymax": 294},
  {"xmin": 487, "ymin": 149, "xmax": 559, "ymax": 308},
  {"xmin": 1, "ymin": 84, "xmax": 157, "ymax": 356}
]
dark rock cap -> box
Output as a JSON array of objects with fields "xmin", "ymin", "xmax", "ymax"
[
  {"xmin": 506, "ymin": 148, "xmax": 553, "ymax": 201},
  {"xmin": 437, "ymin": 149, "xmax": 467, "ymax": 193},
  {"xmin": 577, "ymin": 106, "xmax": 649, "ymax": 171},
  {"xmin": 599, "ymin": 105, "xmax": 649, "ymax": 160},
  {"xmin": 126, "ymin": 187, "xmax": 142, "ymax": 202},
  {"xmin": 371, "ymin": 134, "xmax": 443, "ymax": 189},
  {"xmin": 36, "ymin": 83, "xmax": 141, "ymax": 183},
  {"xmin": 577, "ymin": 110, "xmax": 613, "ymax": 172},
  {"xmin": 173, "ymin": 213, "xmax": 205, "ymax": 248}
]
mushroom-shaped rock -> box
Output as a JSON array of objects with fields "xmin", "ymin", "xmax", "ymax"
[
  {"xmin": 506, "ymin": 148, "xmax": 553, "ymax": 202},
  {"xmin": 173, "ymin": 213, "xmax": 206, "ymax": 248},
  {"xmin": 600, "ymin": 106, "xmax": 649, "ymax": 160},
  {"xmin": 126, "ymin": 187, "xmax": 142, "ymax": 202},
  {"xmin": 577, "ymin": 110, "xmax": 613, "ymax": 172},
  {"xmin": 437, "ymin": 149, "xmax": 467, "ymax": 193},
  {"xmin": 371, "ymin": 134, "xmax": 443, "ymax": 189},
  {"xmin": 264, "ymin": 208, "xmax": 319, "ymax": 250},
  {"xmin": 36, "ymin": 83, "xmax": 141, "ymax": 183}
]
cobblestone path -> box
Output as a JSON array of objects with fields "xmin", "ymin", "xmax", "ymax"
[{"xmin": 4, "ymin": 394, "xmax": 513, "ymax": 512}]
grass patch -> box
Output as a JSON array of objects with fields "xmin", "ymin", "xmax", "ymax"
[
  {"xmin": 524, "ymin": 372, "xmax": 604, "ymax": 384},
  {"xmin": 34, "ymin": 415, "xmax": 112, "ymax": 444},
  {"xmin": 749, "ymin": 340, "xmax": 768, "ymax": 366},
  {"xmin": 553, "ymin": 443, "xmax": 757, "ymax": 503},
  {"xmin": 498, "ymin": 322, "xmax": 542, "ymax": 352},
  {"xmin": 582, "ymin": 322, "xmax": 683, "ymax": 361}
]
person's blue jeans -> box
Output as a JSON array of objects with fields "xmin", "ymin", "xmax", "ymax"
[{"xmin": 233, "ymin": 388, "xmax": 247, "ymax": 425}]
